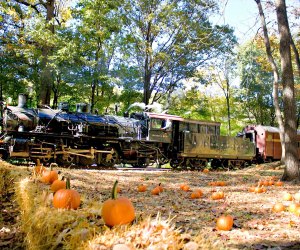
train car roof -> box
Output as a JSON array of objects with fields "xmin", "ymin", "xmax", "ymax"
[
  {"xmin": 145, "ymin": 112, "xmax": 221, "ymax": 126},
  {"xmin": 258, "ymin": 125, "xmax": 300, "ymax": 135},
  {"xmin": 244, "ymin": 125, "xmax": 300, "ymax": 134}
]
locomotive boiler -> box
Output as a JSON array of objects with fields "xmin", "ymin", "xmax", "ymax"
[{"xmin": 0, "ymin": 94, "xmax": 256, "ymax": 169}]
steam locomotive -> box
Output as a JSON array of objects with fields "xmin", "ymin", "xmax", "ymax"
[{"xmin": 0, "ymin": 94, "xmax": 256, "ymax": 169}]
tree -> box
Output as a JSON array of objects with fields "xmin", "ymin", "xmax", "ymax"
[
  {"xmin": 275, "ymin": 0, "xmax": 299, "ymax": 181},
  {"xmin": 1, "ymin": 0, "xmax": 73, "ymax": 105},
  {"xmin": 255, "ymin": 0, "xmax": 299, "ymax": 181},
  {"xmin": 121, "ymin": 0, "xmax": 236, "ymax": 105},
  {"xmin": 237, "ymin": 40, "xmax": 276, "ymax": 126},
  {"xmin": 70, "ymin": 0, "xmax": 122, "ymax": 113}
]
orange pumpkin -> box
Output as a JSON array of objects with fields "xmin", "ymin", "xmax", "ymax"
[
  {"xmin": 101, "ymin": 180, "xmax": 135, "ymax": 227},
  {"xmin": 53, "ymin": 178, "xmax": 81, "ymax": 210},
  {"xmin": 33, "ymin": 159, "xmax": 46, "ymax": 175},
  {"xmin": 288, "ymin": 203, "xmax": 300, "ymax": 213},
  {"xmin": 50, "ymin": 177, "xmax": 66, "ymax": 193},
  {"xmin": 294, "ymin": 206, "xmax": 300, "ymax": 216},
  {"xmin": 151, "ymin": 183, "xmax": 163, "ymax": 195},
  {"xmin": 272, "ymin": 203, "xmax": 285, "ymax": 213},
  {"xmin": 254, "ymin": 186, "xmax": 265, "ymax": 193},
  {"xmin": 41, "ymin": 164, "xmax": 58, "ymax": 184},
  {"xmin": 216, "ymin": 215, "xmax": 234, "ymax": 231},
  {"xmin": 275, "ymin": 181, "xmax": 283, "ymax": 186},
  {"xmin": 151, "ymin": 186, "xmax": 161, "ymax": 195},
  {"xmin": 217, "ymin": 181, "xmax": 227, "ymax": 186},
  {"xmin": 190, "ymin": 189, "xmax": 203, "ymax": 199},
  {"xmin": 248, "ymin": 186, "xmax": 256, "ymax": 192},
  {"xmin": 294, "ymin": 192, "xmax": 300, "ymax": 201},
  {"xmin": 283, "ymin": 192, "xmax": 293, "ymax": 201},
  {"xmin": 157, "ymin": 183, "xmax": 163, "ymax": 192},
  {"xmin": 180, "ymin": 184, "xmax": 190, "ymax": 191},
  {"xmin": 137, "ymin": 184, "xmax": 147, "ymax": 192},
  {"xmin": 203, "ymin": 169, "xmax": 210, "ymax": 173},
  {"xmin": 211, "ymin": 191, "xmax": 225, "ymax": 200}
]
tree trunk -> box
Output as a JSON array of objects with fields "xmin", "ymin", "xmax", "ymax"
[
  {"xmin": 39, "ymin": 0, "xmax": 55, "ymax": 106},
  {"xmin": 275, "ymin": 0, "xmax": 300, "ymax": 181},
  {"xmin": 143, "ymin": 21, "xmax": 152, "ymax": 106},
  {"xmin": 255, "ymin": 0, "xmax": 286, "ymax": 161},
  {"xmin": 91, "ymin": 80, "xmax": 96, "ymax": 113},
  {"xmin": 225, "ymin": 78, "xmax": 231, "ymax": 136}
]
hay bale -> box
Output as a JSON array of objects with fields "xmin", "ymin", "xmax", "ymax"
[
  {"xmin": 15, "ymin": 178, "xmax": 103, "ymax": 250},
  {"xmin": 0, "ymin": 160, "xmax": 28, "ymax": 198}
]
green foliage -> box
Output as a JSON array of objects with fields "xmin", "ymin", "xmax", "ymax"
[{"xmin": 237, "ymin": 41, "xmax": 276, "ymax": 126}]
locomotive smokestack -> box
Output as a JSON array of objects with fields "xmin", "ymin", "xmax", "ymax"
[{"xmin": 17, "ymin": 94, "xmax": 28, "ymax": 108}]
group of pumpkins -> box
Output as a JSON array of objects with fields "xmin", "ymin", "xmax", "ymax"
[
  {"xmin": 34, "ymin": 162, "xmax": 135, "ymax": 227},
  {"xmin": 33, "ymin": 163, "xmax": 233, "ymax": 230},
  {"xmin": 272, "ymin": 191, "xmax": 300, "ymax": 216},
  {"xmin": 247, "ymin": 177, "xmax": 300, "ymax": 217},
  {"xmin": 37, "ymin": 163, "xmax": 297, "ymax": 232}
]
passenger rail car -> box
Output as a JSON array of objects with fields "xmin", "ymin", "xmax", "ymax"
[
  {"xmin": 240, "ymin": 125, "xmax": 300, "ymax": 162},
  {"xmin": 0, "ymin": 94, "xmax": 256, "ymax": 169}
]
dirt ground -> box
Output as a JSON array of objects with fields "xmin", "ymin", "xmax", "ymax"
[{"xmin": 1, "ymin": 161, "xmax": 300, "ymax": 249}]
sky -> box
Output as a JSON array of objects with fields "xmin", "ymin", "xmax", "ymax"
[
  {"xmin": 222, "ymin": 0, "xmax": 259, "ymax": 42},
  {"xmin": 217, "ymin": 0, "xmax": 300, "ymax": 43}
]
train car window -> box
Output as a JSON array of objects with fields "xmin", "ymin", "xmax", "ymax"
[
  {"xmin": 179, "ymin": 122, "xmax": 188, "ymax": 132},
  {"xmin": 150, "ymin": 118, "xmax": 163, "ymax": 129},
  {"xmin": 189, "ymin": 123, "xmax": 198, "ymax": 133},
  {"xmin": 201, "ymin": 125, "xmax": 207, "ymax": 134},
  {"xmin": 161, "ymin": 119, "xmax": 172, "ymax": 130},
  {"xmin": 207, "ymin": 126, "xmax": 215, "ymax": 135}
]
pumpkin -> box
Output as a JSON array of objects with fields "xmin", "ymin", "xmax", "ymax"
[
  {"xmin": 190, "ymin": 189, "xmax": 203, "ymax": 199},
  {"xmin": 254, "ymin": 186, "xmax": 265, "ymax": 193},
  {"xmin": 151, "ymin": 183, "xmax": 163, "ymax": 195},
  {"xmin": 288, "ymin": 202, "xmax": 300, "ymax": 213},
  {"xmin": 151, "ymin": 186, "xmax": 161, "ymax": 195},
  {"xmin": 41, "ymin": 164, "xmax": 58, "ymax": 184},
  {"xmin": 294, "ymin": 192, "xmax": 300, "ymax": 201},
  {"xmin": 294, "ymin": 206, "xmax": 300, "ymax": 216},
  {"xmin": 211, "ymin": 191, "xmax": 225, "ymax": 200},
  {"xmin": 50, "ymin": 176, "xmax": 66, "ymax": 193},
  {"xmin": 283, "ymin": 192, "xmax": 293, "ymax": 201},
  {"xmin": 101, "ymin": 180, "xmax": 135, "ymax": 227},
  {"xmin": 248, "ymin": 186, "xmax": 256, "ymax": 192},
  {"xmin": 137, "ymin": 184, "xmax": 147, "ymax": 192},
  {"xmin": 53, "ymin": 178, "xmax": 81, "ymax": 210},
  {"xmin": 216, "ymin": 215, "xmax": 234, "ymax": 231},
  {"xmin": 272, "ymin": 203, "xmax": 285, "ymax": 213},
  {"xmin": 33, "ymin": 159, "xmax": 46, "ymax": 175},
  {"xmin": 157, "ymin": 183, "xmax": 163, "ymax": 192},
  {"xmin": 180, "ymin": 184, "xmax": 190, "ymax": 191},
  {"xmin": 275, "ymin": 181, "xmax": 283, "ymax": 186},
  {"xmin": 203, "ymin": 169, "xmax": 210, "ymax": 173},
  {"xmin": 217, "ymin": 181, "xmax": 226, "ymax": 186},
  {"xmin": 262, "ymin": 180, "xmax": 269, "ymax": 186}
]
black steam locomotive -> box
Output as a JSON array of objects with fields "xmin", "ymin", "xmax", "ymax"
[{"xmin": 0, "ymin": 94, "xmax": 255, "ymax": 169}]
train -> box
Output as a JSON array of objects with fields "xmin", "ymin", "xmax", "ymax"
[{"xmin": 0, "ymin": 94, "xmax": 296, "ymax": 170}]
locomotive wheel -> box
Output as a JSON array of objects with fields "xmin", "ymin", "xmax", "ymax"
[
  {"xmin": 57, "ymin": 154, "xmax": 75, "ymax": 166},
  {"xmin": 170, "ymin": 159, "xmax": 180, "ymax": 169},
  {"xmin": 79, "ymin": 157, "xmax": 95, "ymax": 166},
  {"xmin": 185, "ymin": 159, "xmax": 195, "ymax": 170},
  {"xmin": 0, "ymin": 149, "xmax": 9, "ymax": 160},
  {"xmin": 101, "ymin": 149, "xmax": 119, "ymax": 167},
  {"xmin": 132, "ymin": 158, "xmax": 148, "ymax": 168}
]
